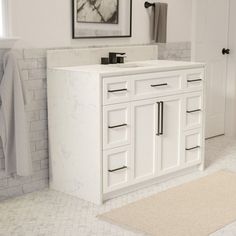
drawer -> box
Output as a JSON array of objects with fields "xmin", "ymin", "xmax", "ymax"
[
  {"xmin": 184, "ymin": 130, "xmax": 202, "ymax": 165},
  {"xmin": 103, "ymin": 103, "xmax": 131, "ymax": 150},
  {"xmin": 186, "ymin": 69, "xmax": 204, "ymax": 90},
  {"xmin": 185, "ymin": 93, "xmax": 203, "ymax": 130},
  {"xmin": 103, "ymin": 76, "xmax": 131, "ymax": 105},
  {"xmin": 103, "ymin": 146, "xmax": 131, "ymax": 193},
  {"xmin": 133, "ymin": 71, "xmax": 182, "ymax": 99}
]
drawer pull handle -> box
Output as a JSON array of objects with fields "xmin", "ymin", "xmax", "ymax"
[
  {"xmin": 187, "ymin": 79, "xmax": 202, "ymax": 83},
  {"xmin": 156, "ymin": 101, "xmax": 164, "ymax": 136},
  {"xmin": 187, "ymin": 109, "xmax": 201, "ymax": 113},
  {"xmin": 108, "ymin": 123, "xmax": 127, "ymax": 129},
  {"xmin": 108, "ymin": 166, "xmax": 127, "ymax": 172},
  {"xmin": 151, "ymin": 83, "xmax": 168, "ymax": 87},
  {"xmin": 186, "ymin": 146, "xmax": 200, "ymax": 151},
  {"xmin": 108, "ymin": 88, "xmax": 127, "ymax": 93}
]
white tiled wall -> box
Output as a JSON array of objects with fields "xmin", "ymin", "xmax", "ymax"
[
  {"xmin": 0, "ymin": 43, "xmax": 191, "ymax": 201},
  {"xmin": 0, "ymin": 49, "xmax": 48, "ymax": 201},
  {"xmin": 158, "ymin": 42, "xmax": 191, "ymax": 61}
]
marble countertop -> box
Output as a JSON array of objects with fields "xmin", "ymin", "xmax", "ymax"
[{"xmin": 51, "ymin": 60, "xmax": 205, "ymax": 77}]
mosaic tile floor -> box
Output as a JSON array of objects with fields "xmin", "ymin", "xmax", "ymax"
[{"xmin": 1, "ymin": 136, "xmax": 236, "ymax": 236}]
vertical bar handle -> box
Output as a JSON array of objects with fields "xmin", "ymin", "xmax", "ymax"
[
  {"xmin": 160, "ymin": 101, "xmax": 164, "ymax": 135},
  {"xmin": 157, "ymin": 102, "xmax": 160, "ymax": 136}
]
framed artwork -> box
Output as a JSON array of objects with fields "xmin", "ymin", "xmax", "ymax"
[{"xmin": 72, "ymin": 0, "xmax": 132, "ymax": 38}]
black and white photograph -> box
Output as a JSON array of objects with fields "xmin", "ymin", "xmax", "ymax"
[
  {"xmin": 77, "ymin": 0, "xmax": 119, "ymax": 24},
  {"xmin": 72, "ymin": 0, "xmax": 132, "ymax": 38}
]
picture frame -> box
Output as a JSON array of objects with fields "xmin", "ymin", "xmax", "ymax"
[{"xmin": 72, "ymin": 0, "xmax": 132, "ymax": 39}]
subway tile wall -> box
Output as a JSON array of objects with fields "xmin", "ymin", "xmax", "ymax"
[
  {"xmin": 0, "ymin": 49, "xmax": 48, "ymax": 201},
  {"xmin": 0, "ymin": 42, "xmax": 191, "ymax": 201},
  {"xmin": 158, "ymin": 42, "xmax": 191, "ymax": 61}
]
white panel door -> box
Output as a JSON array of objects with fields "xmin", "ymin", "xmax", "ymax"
[
  {"xmin": 192, "ymin": 0, "xmax": 230, "ymax": 138},
  {"xmin": 157, "ymin": 96, "xmax": 183, "ymax": 175},
  {"xmin": 131, "ymin": 99, "xmax": 158, "ymax": 183}
]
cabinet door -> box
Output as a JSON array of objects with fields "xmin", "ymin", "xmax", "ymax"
[
  {"xmin": 157, "ymin": 95, "xmax": 183, "ymax": 175},
  {"xmin": 131, "ymin": 99, "xmax": 158, "ymax": 183}
]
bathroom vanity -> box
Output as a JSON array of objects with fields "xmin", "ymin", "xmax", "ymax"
[{"xmin": 47, "ymin": 60, "xmax": 205, "ymax": 204}]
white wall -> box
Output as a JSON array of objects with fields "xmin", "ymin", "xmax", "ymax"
[
  {"xmin": 9, "ymin": 0, "xmax": 192, "ymax": 48},
  {"xmin": 0, "ymin": 0, "xmax": 3, "ymax": 37}
]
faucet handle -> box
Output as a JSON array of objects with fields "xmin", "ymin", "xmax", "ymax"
[
  {"xmin": 109, "ymin": 52, "xmax": 126, "ymax": 64},
  {"xmin": 116, "ymin": 52, "xmax": 126, "ymax": 56},
  {"xmin": 117, "ymin": 55, "xmax": 127, "ymax": 64},
  {"xmin": 109, "ymin": 52, "xmax": 126, "ymax": 55}
]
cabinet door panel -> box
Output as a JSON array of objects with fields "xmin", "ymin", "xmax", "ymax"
[
  {"xmin": 158, "ymin": 96, "xmax": 182, "ymax": 174},
  {"xmin": 103, "ymin": 103, "xmax": 130, "ymax": 150},
  {"xmin": 185, "ymin": 92, "xmax": 203, "ymax": 130},
  {"xmin": 103, "ymin": 146, "xmax": 131, "ymax": 193},
  {"xmin": 184, "ymin": 129, "xmax": 202, "ymax": 166},
  {"xmin": 132, "ymin": 99, "xmax": 158, "ymax": 182},
  {"xmin": 103, "ymin": 76, "xmax": 131, "ymax": 105},
  {"xmin": 134, "ymin": 72, "xmax": 181, "ymax": 98},
  {"xmin": 185, "ymin": 68, "xmax": 204, "ymax": 90}
]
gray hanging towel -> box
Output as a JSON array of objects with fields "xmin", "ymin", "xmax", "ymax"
[
  {"xmin": 0, "ymin": 51, "xmax": 32, "ymax": 176},
  {"xmin": 152, "ymin": 2, "xmax": 168, "ymax": 43}
]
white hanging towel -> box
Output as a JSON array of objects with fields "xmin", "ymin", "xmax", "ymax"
[{"xmin": 0, "ymin": 51, "xmax": 32, "ymax": 176}]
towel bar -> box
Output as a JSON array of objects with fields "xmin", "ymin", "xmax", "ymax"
[{"xmin": 144, "ymin": 1, "xmax": 155, "ymax": 8}]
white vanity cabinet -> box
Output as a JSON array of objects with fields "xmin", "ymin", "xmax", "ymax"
[{"xmin": 48, "ymin": 60, "xmax": 205, "ymax": 204}]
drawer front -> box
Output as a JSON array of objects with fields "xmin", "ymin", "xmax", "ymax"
[
  {"xmin": 185, "ymin": 93, "xmax": 203, "ymax": 130},
  {"xmin": 184, "ymin": 130, "xmax": 202, "ymax": 166},
  {"xmin": 103, "ymin": 103, "xmax": 131, "ymax": 150},
  {"xmin": 103, "ymin": 76, "xmax": 131, "ymax": 105},
  {"xmin": 186, "ymin": 69, "xmax": 204, "ymax": 90},
  {"xmin": 103, "ymin": 146, "xmax": 131, "ymax": 193},
  {"xmin": 133, "ymin": 71, "xmax": 182, "ymax": 99}
]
